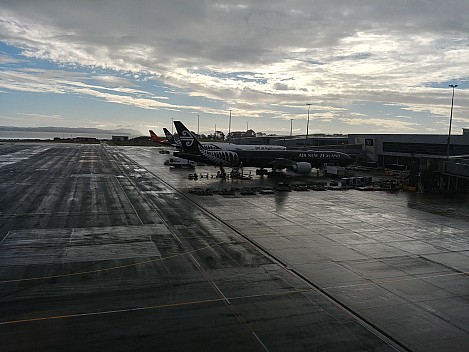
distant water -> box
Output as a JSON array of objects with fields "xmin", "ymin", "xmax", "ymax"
[{"xmin": 0, "ymin": 131, "xmax": 138, "ymax": 140}]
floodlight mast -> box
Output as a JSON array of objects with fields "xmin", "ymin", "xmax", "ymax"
[
  {"xmin": 290, "ymin": 119, "xmax": 293, "ymax": 140},
  {"xmin": 305, "ymin": 103, "xmax": 312, "ymax": 149},
  {"xmin": 228, "ymin": 110, "xmax": 232, "ymax": 144},
  {"xmin": 446, "ymin": 84, "xmax": 458, "ymax": 160}
]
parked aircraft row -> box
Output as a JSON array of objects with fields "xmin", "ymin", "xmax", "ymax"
[
  {"xmin": 150, "ymin": 128, "xmax": 286, "ymax": 151},
  {"xmin": 155, "ymin": 121, "xmax": 353, "ymax": 176}
]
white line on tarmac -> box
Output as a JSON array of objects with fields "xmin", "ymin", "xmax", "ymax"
[{"xmin": 0, "ymin": 230, "xmax": 11, "ymax": 246}]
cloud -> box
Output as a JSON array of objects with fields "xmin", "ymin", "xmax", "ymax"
[
  {"xmin": 273, "ymin": 82, "xmax": 290, "ymax": 91},
  {"xmin": 0, "ymin": 51, "xmax": 22, "ymax": 64},
  {"xmin": 0, "ymin": 1, "xmax": 469, "ymax": 133},
  {"xmin": 19, "ymin": 113, "xmax": 63, "ymax": 120},
  {"xmin": 340, "ymin": 117, "xmax": 420, "ymax": 132},
  {"xmin": 0, "ymin": 68, "xmax": 178, "ymax": 110}
]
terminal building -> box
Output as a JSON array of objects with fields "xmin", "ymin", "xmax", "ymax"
[
  {"xmin": 229, "ymin": 130, "xmax": 469, "ymax": 192},
  {"xmin": 348, "ymin": 132, "xmax": 469, "ymax": 192}
]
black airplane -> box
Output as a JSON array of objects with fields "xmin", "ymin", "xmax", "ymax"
[
  {"xmin": 173, "ymin": 121, "xmax": 352, "ymax": 175},
  {"xmin": 163, "ymin": 126, "xmax": 286, "ymax": 151},
  {"xmin": 163, "ymin": 128, "xmax": 180, "ymax": 146}
]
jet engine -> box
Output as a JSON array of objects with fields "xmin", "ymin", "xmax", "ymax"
[{"xmin": 289, "ymin": 162, "xmax": 312, "ymax": 174}]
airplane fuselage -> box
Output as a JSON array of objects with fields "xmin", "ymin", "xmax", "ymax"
[
  {"xmin": 172, "ymin": 120, "xmax": 353, "ymax": 174},
  {"xmin": 174, "ymin": 148, "xmax": 352, "ymax": 169}
]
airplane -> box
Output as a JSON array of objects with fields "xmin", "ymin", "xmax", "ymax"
[
  {"xmin": 163, "ymin": 128, "xmax": 180, "ymax": 147},
  {"xmin": 173, "ymin": 120, "xmax": 352, "ymax": 176},
  {"xmin": 162, "ymin": 127, "xmax": 286, "ymax": 151},
  {"xmin": 149, "ymin": 130, "xmax": 171, "ymax": 145}
]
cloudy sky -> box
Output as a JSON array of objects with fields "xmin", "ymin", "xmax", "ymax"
[{"xmin": 1, "ymin": 1, "xmax": 468, "ymax": 136}]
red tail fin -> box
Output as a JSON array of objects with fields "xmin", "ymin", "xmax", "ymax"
[{"xmin": 149, "ymin": 130, "xmax": 163, "ymax": 143}]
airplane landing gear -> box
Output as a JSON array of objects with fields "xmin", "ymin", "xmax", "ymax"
[{"xmin": 218, "ymin": 165, "xmax": 227, "ymax": 178}]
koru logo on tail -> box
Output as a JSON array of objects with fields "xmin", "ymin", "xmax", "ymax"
[{"xmin": 179, "ymin": 129, "xmax": 194, "ymax": 147}]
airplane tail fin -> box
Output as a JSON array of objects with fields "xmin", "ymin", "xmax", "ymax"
[
  {"xmin": 149, "ymin": 129, "xmax": 164, "ymax": 143},
  {"xmin": 173, "ymin": 121, "xmax": 204, "ymax": 154},
  {"xmin": 163, "ymin": 128, "xmax": 173, "ymax": 140},
  {"xmin": 163, "ymin": 128, "xmax": 180, "ymax": 146}
]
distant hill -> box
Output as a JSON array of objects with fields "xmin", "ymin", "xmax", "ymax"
[{"xmin": 0, "ymin": 126, "xmax": 144, "ymax": 136}]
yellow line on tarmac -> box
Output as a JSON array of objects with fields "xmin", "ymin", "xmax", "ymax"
[
  {"xmin": 0, "ymin": 289, "xmax": 308, "ymax": 326},
  {"xmin": 0, "ymin": 298, "xmax": 221, "ymax": 326},
  {"xmin": 0, "ymin": 243, "xmax": 225, "ymax": 284}
]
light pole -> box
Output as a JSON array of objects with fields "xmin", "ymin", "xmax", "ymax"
[
  {"xmin": 197, "ymin": 114, "xmax": 200, "ymax": 136},
  {"xmin": 228, "ymin": 110, "xmax": 232, "ymax": 143},
  {"xmin": 290, "ymin": 119, "xmax": 293, "ymax": 140},
  {"xmin": 446, "ymin": 84, "xmax": 458, "ymax": 160},
  {"xmin": 171, "ymin": 118, "xmax": 174, "ymax": 134},
  {"xmin": 305, "ymin": 103, "xmax": 312, "ymax": 149}
]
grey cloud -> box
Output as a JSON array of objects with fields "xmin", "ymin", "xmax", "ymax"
[
  {"xmin": 3, "ymin": 1, "xmax": 469, "ymax": 65},
  {"xmin": 273, "ymin": 83, "xmax": 290, "ymax": 90},
  {"xmin": 1, "ymin": 0, "xmax": 469, "ymax": 132}
]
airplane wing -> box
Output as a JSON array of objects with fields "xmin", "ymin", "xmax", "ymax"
[
  {"xmin": 268, "ymin": 158, "xmax": 312, "ymax": 174},
  {"xmin": 268, "ymin": 158, "xmax": 297, "ymax": 169}
]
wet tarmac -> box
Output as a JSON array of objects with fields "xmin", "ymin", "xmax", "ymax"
[{"xmin": 0, "ymin": 143, "xmax": 468, "ymax": 351}]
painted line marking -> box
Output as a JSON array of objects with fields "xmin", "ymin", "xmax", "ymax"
[
  {"xmin": 252, "ymin": 332, "xmax": 270, "ymax": 352},
  {"xmin": 0, "ymin": 289, "xmax": 308, "ymax": 326},
  {"xmin": 0, "ymin": 230, "xmax": 11, "ymax": 246},
  {"xmin": 0, "ymin": 243, "xmax": 224, "ymax": 284}
]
